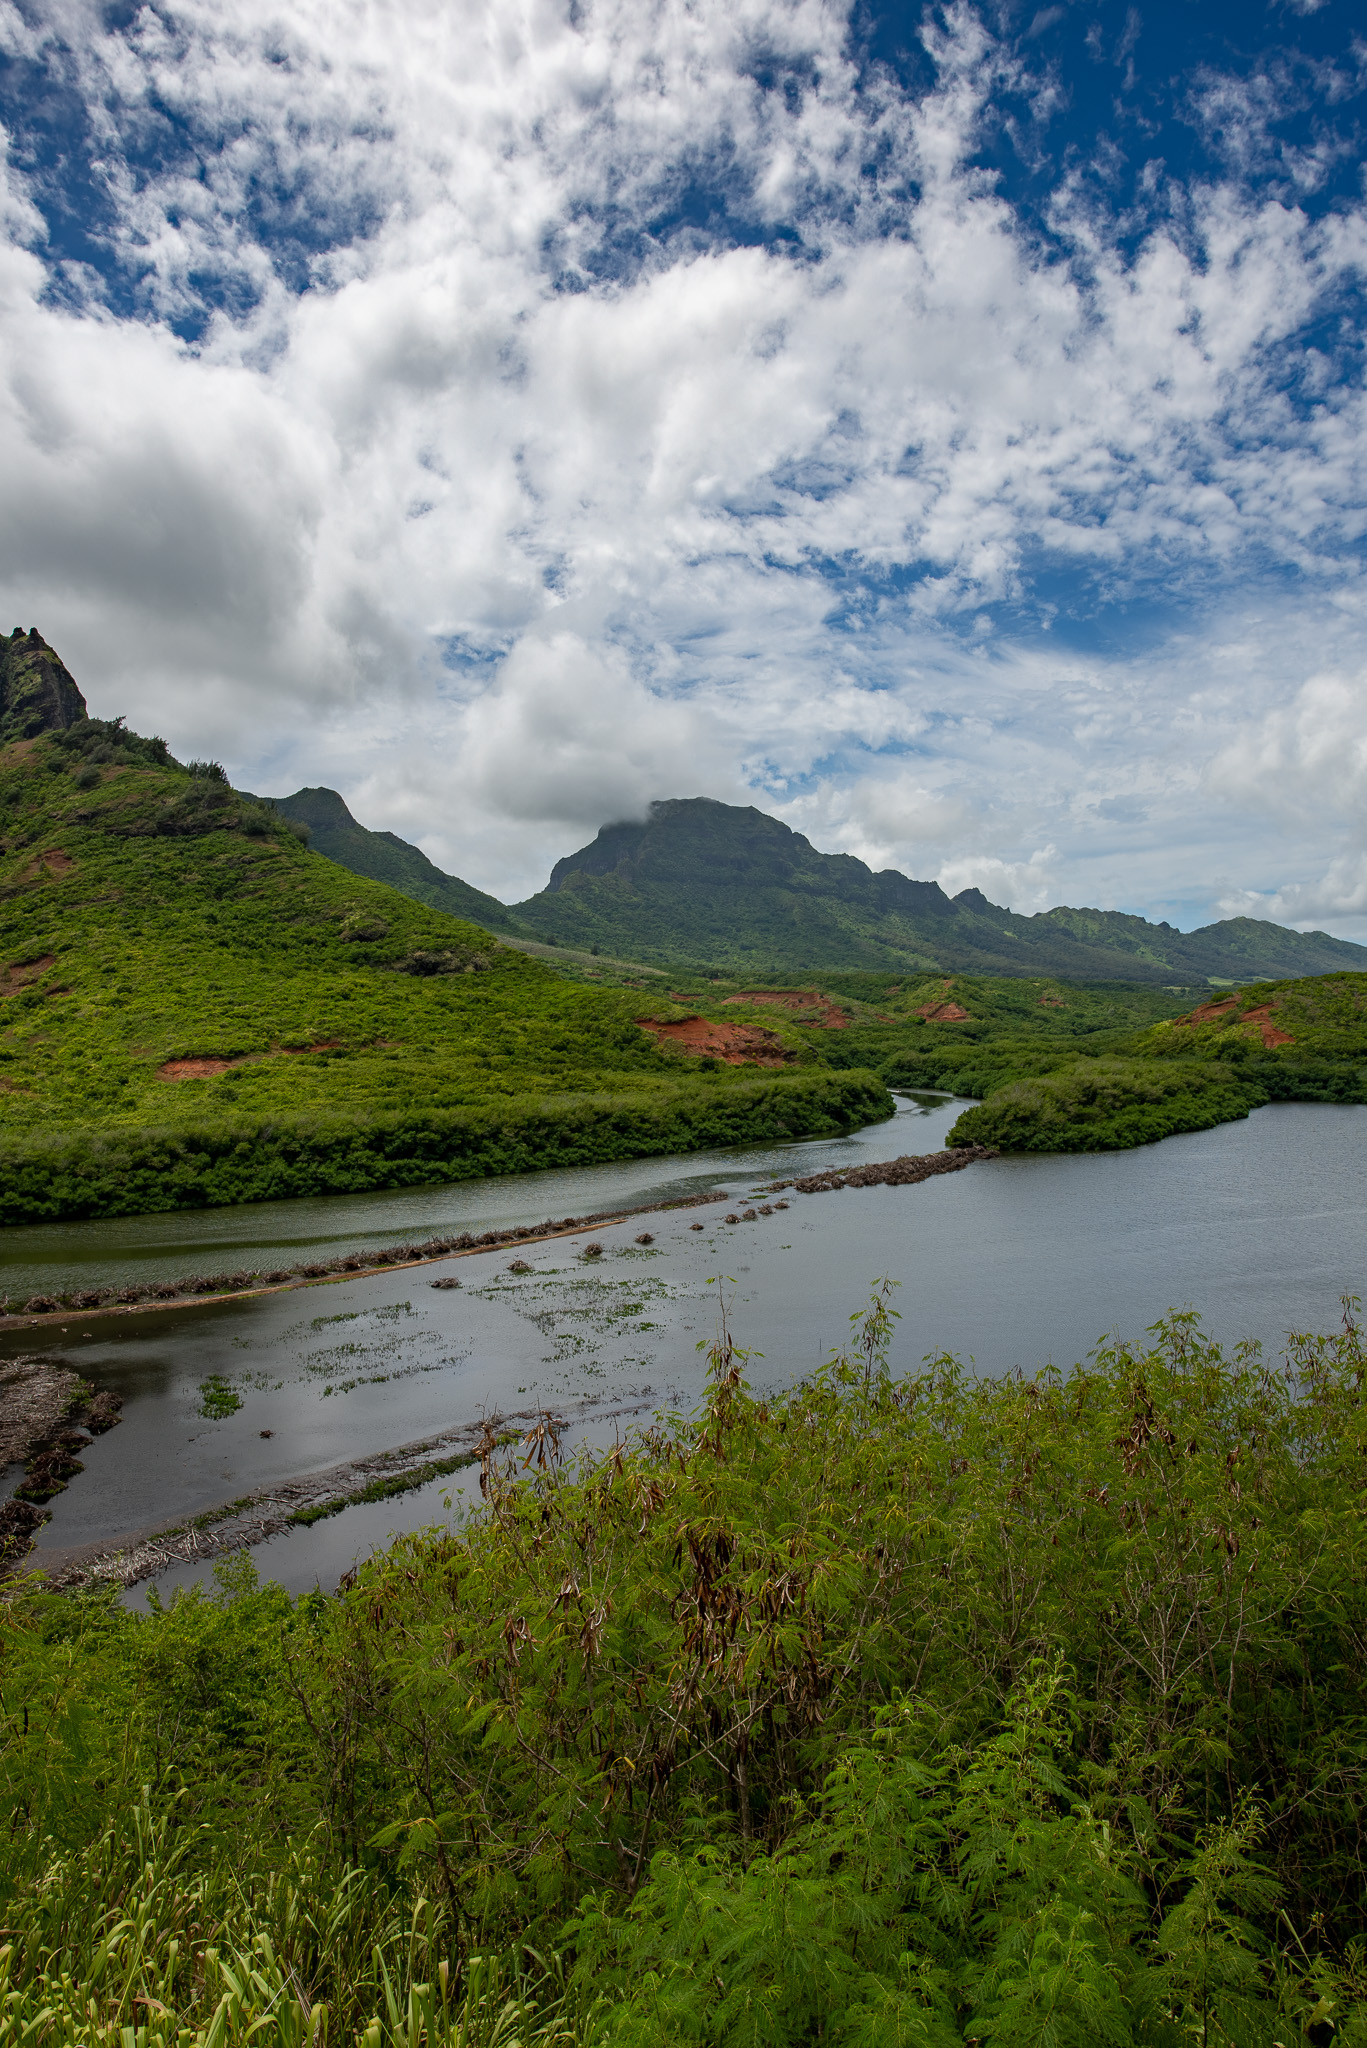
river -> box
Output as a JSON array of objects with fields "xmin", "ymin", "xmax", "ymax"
[{"xmin": 4, "ymin": 1093, "xmax": 1364, "ymax": 1600}]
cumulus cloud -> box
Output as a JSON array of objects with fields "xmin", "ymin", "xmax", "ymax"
[{"xmin": 1, "ymin": 0, "xmax": 1365, "ymax": 917}]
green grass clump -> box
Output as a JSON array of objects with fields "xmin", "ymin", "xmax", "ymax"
[
  {"xmin": 0, "ymin": 732, "xmax": 891, "ymax": 1221},
  {"xmin": 3, "ymin": 1293, "xmax": 1367, "ymax": 2043}
]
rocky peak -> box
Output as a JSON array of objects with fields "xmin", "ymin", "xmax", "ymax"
[{"xmin": 0, "ymin": 628, "xmax": 89, "ymax": 745}]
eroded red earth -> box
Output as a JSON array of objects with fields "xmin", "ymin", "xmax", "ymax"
[
  {"xmin": 723, "ymin": 989, "xmax": 850, "ymax": 1028},
  {"xmin": 0, "ymin": 953, "xmax": 56, "ymax": 998},
  {"xmin": 158, "ymin": 1041, "xmax": 342, "ymax": 1081},
  {"xmin": 636, "ymin": 1016, "xmax": 795, "ymax": 1066},
  {"xmin": 1175, "ymin": 997, "xmax": 1294, "ymax": 1049}
]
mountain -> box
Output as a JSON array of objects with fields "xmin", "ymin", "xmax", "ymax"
[
  {"xmin": 0, "ymin": 715, "xmax": 878, "ymax": 1226},
  {"xmin": 506, "ymin": 797, "xmax": 1367, "ymax": 985},
  {"xmin": 259, "ymin": 785, "xmax": 520, "ymax": 935}
]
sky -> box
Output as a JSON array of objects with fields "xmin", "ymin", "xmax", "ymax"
[{"xmin": 2, "ymin": 0, "xmax": 1366, "ymax": 929}]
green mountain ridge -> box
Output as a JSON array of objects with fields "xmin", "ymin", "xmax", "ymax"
[
  {"xmin": 505, "ymin": 797, "xmax": 1367, "ymax": 984},
  {"xmin": 15, "ymin": 624, "xmax": 1367, "ymax": 990},
  {"xmin": 256, "ymin": 783, "xmax": 520, "ymax": 934}
]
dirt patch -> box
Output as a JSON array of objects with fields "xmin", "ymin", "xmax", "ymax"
[
  {"xmin": 15, "ymin": 849, "xmax": 74, "ymax": 886},
  {"xmin": 1239, "ymin": 1004, "xmax": 1295, "ymax": 1049},
  {"xmin": 0, "ymin": 952, "xmax": 56, "ymax": 997},
  {"xmin": 915, "ymin": 978, "xmax": 972, "ymax": 1023},
  {"xmin": 1175, "ymin": 996, "xmax": 1293, "ymax": 1049},
  {"xmin": 637, "ymin": 1015, "xmax": 795, "ymax": 1065},
  {"xmin": 157, "ymin": 1040, "xmax": 343, "ymax": 1081},
  {"xmin": 1181, "ymin": 997, "xmax": 1239, "ymax": 1025},
  {"xmin": 1039, "ymin": 997, "xmax": 1066, "ymax": 1009},
  {"xmin": 723, "ymin": 989, "xmax": 850, "ymax": 1029}
]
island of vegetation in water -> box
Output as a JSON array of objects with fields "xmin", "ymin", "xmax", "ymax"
[{"xmin": 2, "ymin": 1290, "xmax": 1365, "ymax": 2044}]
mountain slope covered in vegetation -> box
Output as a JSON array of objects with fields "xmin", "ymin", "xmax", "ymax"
[
  {"xmin": 0, "ymin": 720, "xmax": 887, "ymax": 1224},
  {"xmin": 506, "ymin": 797, "xmax": 1367, "ymax": 982},
  {"xmin": 259, "ymin": 783, "xmax": 524, "ymax": 934}
]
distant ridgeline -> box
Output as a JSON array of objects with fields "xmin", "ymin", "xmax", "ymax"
[
  {"xmin": 253, "ymin": 784, "xmax": 517, "ymax": 935},
  {"xmin": 267, "ymin": 782, "xmax": 1367, "ymax": 987},
  {"xmin": 0, "ymin": 633, "xmax": 885, "ymax": 1226}
]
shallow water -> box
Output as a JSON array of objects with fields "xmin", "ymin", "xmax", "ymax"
[
  {"xmin": 0, "ymin": 1096, "xmax": 931, "ymax": 1300},
  {"xmin": 8, "ymin": 1095, "xmax": 1365, "ymax": 1602}
]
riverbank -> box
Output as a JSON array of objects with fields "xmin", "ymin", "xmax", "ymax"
[{"xmin": 7, "ymin": 1097, "xmax": 1364, "ymax": 1608}]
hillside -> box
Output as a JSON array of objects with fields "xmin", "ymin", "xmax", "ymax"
[
  {"xmin": 0, "ymin": 693, "xmax": 887, "ymax": 1225},
  {"xmin": 505, "ymin": 797, "xmax": 1367, "ymax": 983},
  {"xmin": 257, "ymin": 783, "xmax": 523, "ymax": 934},
  {"xmin": 941, "ymin": 972, "xmax": 1367, "ymax": 1154}
]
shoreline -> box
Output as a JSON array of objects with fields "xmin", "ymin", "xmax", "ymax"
[
  {"xmin": 1, "ymin": 1145, "xmax": 995, "ymax": 1590},
  {"xmin": 24, "ymin": 1390, "xmax": 654, "ymax": 1595}
]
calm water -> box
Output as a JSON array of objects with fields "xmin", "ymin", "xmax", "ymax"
[{"xmin": 5, "ymin": 1096, "xmax": 1364, "ymax": 1599}]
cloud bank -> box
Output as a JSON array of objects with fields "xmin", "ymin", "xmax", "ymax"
[{"xmin": 1, "ymin": 0, "xmax": 1365, "ymax": 923}]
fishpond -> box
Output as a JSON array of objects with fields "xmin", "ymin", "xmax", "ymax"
[{"xmin": 4, "ymin": 1093, "xmax": 1364, "ymax": 1599}]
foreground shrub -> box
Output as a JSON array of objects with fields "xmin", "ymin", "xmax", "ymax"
[{"xmin": 3, "ymin": 1293, "xmax": 1366, "ymax": 2041}]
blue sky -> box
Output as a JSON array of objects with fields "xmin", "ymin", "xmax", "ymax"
[{"xmin": 2, "ymin": 0, "xmax": 1365, "ymax": 928}]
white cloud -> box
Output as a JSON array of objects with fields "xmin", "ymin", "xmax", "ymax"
[{"xmin": 1, "ymin": 0, "xmax": 1366, "ymax": 920}]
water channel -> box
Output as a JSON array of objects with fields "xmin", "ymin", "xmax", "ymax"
[{"xmin": 5, "ymin": 1092, "xmax": 1365, "ymax": 1600}]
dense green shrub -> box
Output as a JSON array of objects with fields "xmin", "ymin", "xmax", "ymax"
[
  {"xmin": 947, "ymin": 1057, "xmax": 1266, "ymax": 1152},
  {"xmin": 0, "ymin": 1069, "xmax": 887, "ymax": 1223},
  {"xmin": 3, "ymin": 1294, "xmax": 1366, "ymax": 2041}
]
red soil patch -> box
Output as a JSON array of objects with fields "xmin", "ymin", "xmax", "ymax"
[
  {"xmin": 0, "ymin": 953, "xmax": 56, "ymax": 997},
  {"xmin": 158, "ymin": 1041, "xmax": 343, "ymax": 1081},
  {"xmin": 1174, "ymin": 996, "xmax": 1293, "ymax": 1049},
  {"xmin": 1181, "ymin": 997, "xmax": 1238, "ymax": 1025},
  {"xmin": 637, "ymin": 1016, "xmax": 795, "ymax": 1066},
  {"xmin": 15, "ymin": 849, "xmax": 74, "ymax": 885},
  {"xmin": 1239, "ymin": 1004, "xmax": 1295, "ymax": 1048},
  {"xmin": 915, "ymin": 977, "xmax": 972, "ymax": 1023},
  {"xmin": 723, "ymin": 989, "xmax": 850, "ymax": 1028},
  {"xmin": 1039, "ymin": 997, "xmax": 1066, "ymax": 1008}
]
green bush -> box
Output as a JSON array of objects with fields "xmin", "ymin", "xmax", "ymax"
[
  {"xmin": 0, "ymin": 1069, "xmax": 888, "ymax": 1223},
  {"xmin": 947, "ymin": 1057, "xmax": 1267, "ymax": 1153}
]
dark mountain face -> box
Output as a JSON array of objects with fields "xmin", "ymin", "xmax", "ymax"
[
  {"xmin": 514, "ymin": 796, "xmax": 1367, "ymax": 984},
  {"xmin": 263, "ymin": 786, "xmax": 517, "ymax": 935},
  {"xmin": 0, "ymin": 629, "xmax": 88, "ymax": 744}
]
